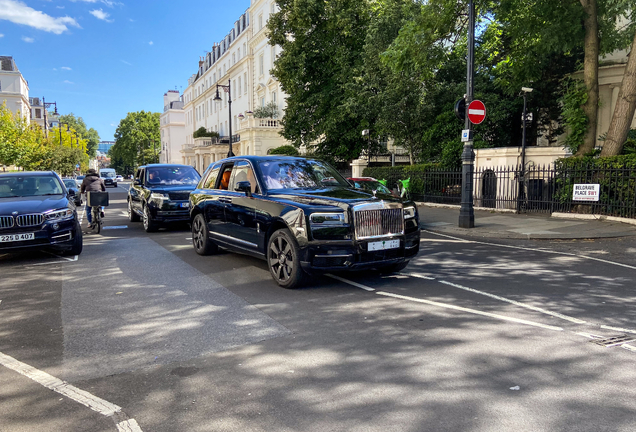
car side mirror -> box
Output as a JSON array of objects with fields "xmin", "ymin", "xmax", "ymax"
[
  {"xmin": 235, "ymin": 181, "xmax": 252, "ymax": 197},
  {"xmin": 133, "ymin": 179, "xmax": 141, "ymax": 186},
  {"xmin": 67, "ymin": 188, "xmax": 77, "ymax": 196},
  {"xmin": 348, "ymin": 179, "xmax": 356, "ymax": 188}
]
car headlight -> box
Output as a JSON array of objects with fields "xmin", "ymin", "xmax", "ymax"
[
  {"xmin": 150, "ymin": 192, "xmax": 170, "ymax": 200},
  {"xmin": 45, "ymin": 208, "xmax": 74, "ymax": 221},
  {"xmin": 403, "ymin": 206, "xmax": 416, "ymax": 219},
  {"xmin": 310, "ymin": 212, "xmax": 346, "ymax": 226}
]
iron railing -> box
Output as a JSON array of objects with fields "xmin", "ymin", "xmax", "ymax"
[{"xmin": 367, "ymin": 164, "xmax": 636, "ymax": 218}]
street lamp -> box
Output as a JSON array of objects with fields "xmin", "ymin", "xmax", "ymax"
[
  {"xmin": 42, "ymin": 97, "xmax": 58, "ymax": 138},
  {"xmin": 213, "ymin": 80, "xmax": 235, "ymax": 158},
  {"xmin": 518, "ymin": 87, "xmax": 533, "ymax": 211}
]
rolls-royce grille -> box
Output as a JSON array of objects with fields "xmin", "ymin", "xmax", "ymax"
[
  {"xmin": 169, "ymin": 192, "xmax": 190, "ymax": 201},
  {"xmin": 354, "ymin": 208, "xmax": 404, "ymax": 240},
  {"xmin": 16, "ymin": 214, "xmax": 44, "ymax": 227},
  {"xmin": 0, "ymin": 216, "xmax": 14, "ymax": 229}
]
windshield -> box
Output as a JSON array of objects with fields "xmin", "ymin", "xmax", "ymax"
[
  {"xmin": 354, "ymin": 180, "xmax": 392, "ymax": 195},
  {"xmin": 100, "ymin": 172, "xmax": 116, "ymax": 178},
  {"xmin": 0, "ymin": 175, "xmax": 64, "ymax": 198},
  {"xmin": 259, "ymin": 159, "xmax": 350, "ymax": 190},
  {"xmin": 146, "ymin": 166, "xmax": 200, "ymax": 186},
  {"xmin": 63, "ymin": 179, "xmax": 78, "ymax": 189}
]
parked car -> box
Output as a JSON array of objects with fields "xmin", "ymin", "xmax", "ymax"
[
  {"xmin": 190, "ymin": 156, "xmax": 420, "ymax": 289},
  {"xmin": 62, "ymin": 178, "xmax": 82, "ymax": 206},
  {"xmin": 348, "ymin": 177, "xmax": 399, "ymax": 198},
  {"xmin": 0, "ymin": 171, "xmax": 82, "ymax": 255},
  {"xmin": 76, "ymin": 175, "xmax": 85, "ymax": 182},
  {"xmin": 128, "ymin": 164, "xmax": 201, "ymax": 232}
]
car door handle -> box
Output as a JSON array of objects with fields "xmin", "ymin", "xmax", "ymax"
[{"xmin": 219, "ymin": 197, "xmax": 232, "ymax": 204}]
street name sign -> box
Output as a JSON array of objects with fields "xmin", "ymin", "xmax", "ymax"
[
  {"xmin": 572, "ymin": 184, "xmax": 600, "ymax": 201},
  {"xmin": 468, "ymin": 100, "xmax": 486, "ymax": 124}
]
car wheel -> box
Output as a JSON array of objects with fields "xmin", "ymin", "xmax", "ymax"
[
  {"xmin": 143, "ymin": 205, "xmax": 158, "ymax": 232},
  {"xmin": 378, "ymin": 261, "xmax": 409, "ymax": 274},
  {"xmin": 66, "ymin": 223, "xmax": 83, "ymax": 255},
  {"xmin": 128, "ymin": 199, "xmax": 140, "ymax": 222},
  {"xmin": 192, "ymin": 213, "xmax": 218, "ymax": 255},
  {"xmin": 267, "ymin": 229, "xmax": 306, "ymax": 289}
]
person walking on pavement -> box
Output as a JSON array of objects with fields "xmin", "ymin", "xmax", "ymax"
[{"xmin": 80, "ymin": 168, "xmax": 106, "ymax": 226}]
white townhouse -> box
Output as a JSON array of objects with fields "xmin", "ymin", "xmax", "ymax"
[
  {"xmin": 180, "ymin": 0, "xmax": 288, "ymax": 173},
  {"xmin": 0, "ymin": 56, "xmax": 30, "ymax": 121},
  {"xmin": 160, "ymin": 90, "xmax": 186, "ymax": 164}
]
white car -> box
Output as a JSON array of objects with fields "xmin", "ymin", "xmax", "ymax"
[{"xmin": 116, "ymin": 175, "xmax": 124, "ymax": 182}]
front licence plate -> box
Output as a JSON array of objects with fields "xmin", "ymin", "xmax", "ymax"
[
  {"xmin": 0, "ymin": 233, "xmax": 35, "ymax": 243},
  {"xmin": 180, "ymin": 202, "xmax": 190, "ymax": 208},
  {"xmin": 368, "ymin": 239, "xmax": 400, "ymax": 251}
]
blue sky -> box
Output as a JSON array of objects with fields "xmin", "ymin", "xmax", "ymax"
[{"xmin": 1, "ymin": 0, "xmax": 250, "ymax": 141}]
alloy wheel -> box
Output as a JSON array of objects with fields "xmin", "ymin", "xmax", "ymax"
[
  {"xmin": 269, "ymin": 236, "xmax": 293, "ymax": 282},
  {"xmin": 193, "ymin": 217, "xmax": 204, "ymax": 251}
]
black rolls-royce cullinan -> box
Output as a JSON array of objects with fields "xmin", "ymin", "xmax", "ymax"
[
  {"xmin": 189, "ymin": 156, "xmax": 420, "ymax": 289},
  {"xmin": 0, "ymin": 171, "xmax": 83, "ymax": 255}
]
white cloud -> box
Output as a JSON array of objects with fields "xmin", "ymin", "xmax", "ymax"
[
  {"xmin": 53, "ymin": 67, "xmax": 57, "ymax": 71},
  {"xmin": 61, "ymin": 66, "xmax": 72, "ymax": 70},
  {"xmin": 148, "ymin": 41, "xmax": 153, "ymax": 45},
  {"xmin": 63, "ymin": 80, "xmax": 74, "ymax": 84},
  {"xmin": 22, "ymin": 35, "xmax": 34, "ymax": 42},
  {"xmin": 0, "ymin": 33, "xmax": 4, "ymax": 37},
  {"xmin": 0, "ymin": 0, "xmax": 80, "ymax": 34},
  {"xmin": 89, "ymin": 9, "xmax": 112, "ymax": 22},
  {"xmin": 72, "ymin": 0, "xmax": 121, "ymax": 7},
  {"xmin": 120, "ymin": 59, "xmax": 132, "ymax": 66}
]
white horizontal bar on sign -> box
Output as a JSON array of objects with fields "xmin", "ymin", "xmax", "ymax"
[{"xmin": 468, "ymin": 109, "xmax": 485, "ymax": 115}]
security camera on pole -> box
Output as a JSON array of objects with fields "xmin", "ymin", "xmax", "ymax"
[{"xmin": 458, "ymin": 0, "xmax": 479, "ymax": 229}]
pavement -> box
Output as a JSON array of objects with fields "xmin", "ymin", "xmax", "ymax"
[{"xmin": 417, "ymin": 203, "xmax": 636, "ymax": 240}]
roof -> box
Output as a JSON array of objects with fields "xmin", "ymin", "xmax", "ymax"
[
  {"xmin": 0, "ymin": 171, "xmax": 56, "ymax": 177},
  {"xmin": 139, "ymin": 163, "xmax": 195, "ymax": 169},
  {"xmin": 0, "ymin": 56, "xmax": 18, "ymax": 72}
]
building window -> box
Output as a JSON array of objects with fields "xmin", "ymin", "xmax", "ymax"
[
  {"xmin": 271, "ymin": 3, "xmax": 275, "ymax": 13},
  {"xmin": 238, "ymin": 76, "xmax": 242, "ymax": 96},
  {"xmin": 261, "ymin": 97, "xmax": 265, "ymax": 107},
  {"xmin": 238, "ymin": 47, "xmax": 241, "ymax": 58},
  {"xmin": 243, "ymin": 43, "xmax": 247, "ymax": 56},
  {"xmin": 232, "ymin": 53, "xmax": 236, "ymax": 64},
  {"xmin": 272, "ymin": 91, "xmax": 277, "ymax": 103},
  {"xmin": 271, "ymin": 46, "xmax": 276, "ymax": 67},
  {"xmin": 258, "ymin": 14, "xmax": 263, "ymax": 30},
  {"xmin": 259, "ymin": 55, "xmax": 264, "ymax": 76},
  {"xmin": 232, "ymin": 80, "xmax": 236, "ymax": 99},
  {"xmin": 244, "ymin": 73, "xmax": 248, "ymax": 94},
  {"xmin": 213, "ymin": 72, "xmax": 216, "ymax": 83}
]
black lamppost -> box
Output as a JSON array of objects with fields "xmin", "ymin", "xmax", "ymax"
[
  {"xmin": 42, "ymin": 97, "xmax": 58, "ymax": 138},
  {"xmin": 518, "ymin": 87, "xmax": 533, "ymax": 211},
  {"xmin": 213, "ymin": 79, "xmax": 235, "ymax": 158},
  {"xmin": 459, "ymin": 0, "xmax": 476, "ymax": 228}
]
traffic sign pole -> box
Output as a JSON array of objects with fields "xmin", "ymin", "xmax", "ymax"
[{"xmin": 459, "ymin": 0, "xmax": 475, "ymax": 229}]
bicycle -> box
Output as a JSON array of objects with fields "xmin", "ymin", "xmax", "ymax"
[
  {"xmin": 397, "ymin": 177, "xmax": 411, "ymax": 200},
  {"xmin": 86, "ymin": 191, "xmax": 109, "ymax": 234}
]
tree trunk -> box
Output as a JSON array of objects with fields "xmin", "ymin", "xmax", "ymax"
[
  {"xmin": 575, "ymin": 0, "xmax": 600, "ymax": 156},
  {"xmin": 600, "ymin": 31, "xmax": 636, "ymax": 156}
]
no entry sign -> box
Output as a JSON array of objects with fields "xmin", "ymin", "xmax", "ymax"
[{"xmin": 468, "ymin": 100, "xmax": 486, "ymax": 124}]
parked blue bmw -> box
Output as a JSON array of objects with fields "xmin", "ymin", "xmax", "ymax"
[{"xmin": 0, "ymin": 171, "xmax": 83, "ymax": 255}]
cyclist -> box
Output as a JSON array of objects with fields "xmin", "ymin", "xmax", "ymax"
[{"xmin": 80, "ymin": 168, "xmax": 106, "ymax": 226}]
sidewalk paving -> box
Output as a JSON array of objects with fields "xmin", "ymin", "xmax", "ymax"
[{"xmin": 417, "ymin": 204, "xmax": 636, "ymax": 240}]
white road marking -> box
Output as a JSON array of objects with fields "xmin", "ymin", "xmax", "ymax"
[
  {"xmin": 601, "ymin": 325, "xmax": 636, "ymax": 335},
  {"xmin": 326, "ymin": 274, "xmax": 375, "ymax": 291},
  {"xmin": 0, "ymin": 351, "xmax": 143, "ymax": 431},
  {"xmin": 403, "ymin": 273, "xmax": 436, "ymax": 281},
  {"xmin": 423, "ymin": 230, "xmax": 636, "ymax": 271},
  {"xmin": 117, "ymin": 419, "xmax": 143, "ymax": 432},
  {"xmin": 376, "ymin": 290, "xmax": 563, "ymax": 331},
  {"xmin": 328, "ymin": 274, "xmax": 563, "ymax": 331},
  {"xmin": 437, "ymin": 280, "xmax": 587, "ymax": 324}
]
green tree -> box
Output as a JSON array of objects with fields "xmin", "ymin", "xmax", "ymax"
[
  {"xmin": 111, "ymin": 111, "xmax": 160, "ymax": 174},
  {"xmin": 269, "ymin": 0, "xmax": 371, "ymax": 160},
  {"xmin": 59, "ymin": 113, "xmax": 100, "ymax": 157}
]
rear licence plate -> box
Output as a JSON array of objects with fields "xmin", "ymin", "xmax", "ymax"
[
  {"xmin": 0, "ymin": 233, "xmax": 35, "ymax": 242},
  {"xmin": 368, "ymin": 239, "xmax": 400, "ymax": 251}
]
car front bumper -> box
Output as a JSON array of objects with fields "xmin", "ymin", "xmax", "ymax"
[{"xmin": 0, "ymin": 219, "xmax": 79, "ymax": 253}]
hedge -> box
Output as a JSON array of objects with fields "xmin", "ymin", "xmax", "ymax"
[{"xmin": 363, "ymin": 163, "xmax": 439, "ymax": 195}]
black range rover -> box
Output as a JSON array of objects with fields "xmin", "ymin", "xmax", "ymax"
[
  {"xmin": 128, "ymin": 164, "xmax": 201, "ymax": 232},
  {"xmin": 190, "ymin": 156, "xmax": 420, "ymax": 289},
  {"xmin": 0, "ymin": 171, "xmax": 82, "ymax": 256}
]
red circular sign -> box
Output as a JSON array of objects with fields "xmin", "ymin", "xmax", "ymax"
[{"xmin": 467, "ymin": 100, "xmax": 486, "ymax": 124}]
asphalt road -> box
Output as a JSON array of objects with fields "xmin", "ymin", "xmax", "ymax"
[{"xmin": 1, "ymin": 184, "xmax": 635, "ymax": 432}]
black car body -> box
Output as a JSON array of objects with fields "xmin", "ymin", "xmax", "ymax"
[
  {"xmin": 190, "ymin": 156, "xmax": 420, "ymax": 288},
  {"xmin": 62, "ymin": 178, "xmax": 82, "ymax": 206},
  {"xmin": 0, "ymin": 172, "xmax": 82, "ymax": 255},
  {"xmin": 128, "ymin": 164, "xmax": 201, "ymax": 232}
]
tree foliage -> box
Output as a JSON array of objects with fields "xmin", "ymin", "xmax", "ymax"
[
  {"xmin": 110, "ymin": 111, "xmax": 160, "ymax": 174},
  {"xmin": 59, "ymin": 113, "xmax": 100, "ymax": 157}
]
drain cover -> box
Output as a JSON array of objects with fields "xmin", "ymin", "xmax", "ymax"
[{"xmin": 590, "ymin": 335, "xmax": 636, "ymax": 348}]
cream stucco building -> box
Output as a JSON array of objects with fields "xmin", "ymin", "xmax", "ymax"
[
  {"xmin": 177, "ymin": 0, "xmax": 288, "ymax": 173},
  {"xmin": 160, "ymin": 90, "xmax": 186, "ymax": 164},
  {"xmin": 0, "ymin": 56, "xmax": 30, "ymax": 121}
]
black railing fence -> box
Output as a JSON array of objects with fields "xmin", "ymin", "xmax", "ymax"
[{"xmin": 370, "ymin": 164, "xmax": 636, "ymax": 218}]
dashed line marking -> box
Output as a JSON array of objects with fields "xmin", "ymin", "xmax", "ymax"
[
  {"xmin": 326, "ymin": 274, "xmax": 375, "ymax": 291},
  {"xmin": 0, "ymin": 351, "xmax": 143, "ymax": 431}
]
